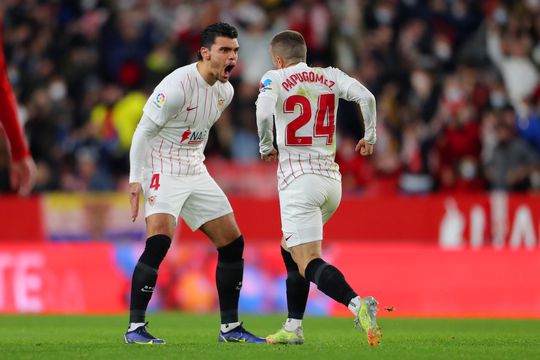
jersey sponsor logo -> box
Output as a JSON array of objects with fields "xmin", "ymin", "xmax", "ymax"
[
  {"xmin": 181, "ymin": 128, "xmax": 192, "ymax": 143},
  {"xmin": 282, "ymin": 71, "xmax": 335, "ymax": 91},
  {"xmin": 259, "ymin": 79, "xmax": 273, "ymax": 92},
  {"xmin": 186, "ymin": 105, "xmax": 198, "ymax": 111},
  {"xmin": 152, "ymin": 92, "xmax": 166, "ymax": 109},
  {"xmin": 180, "ymin": 127, "xmax": 208, "ymax": 144}
]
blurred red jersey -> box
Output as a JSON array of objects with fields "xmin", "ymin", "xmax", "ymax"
[{"xmin": 0, "ymin": 16, "xmax": 31, "ymax": 161}]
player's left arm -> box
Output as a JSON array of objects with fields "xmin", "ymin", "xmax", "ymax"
[{"xmin": 336, "ymin": 69, "xmax": 377, "ymax": 156}]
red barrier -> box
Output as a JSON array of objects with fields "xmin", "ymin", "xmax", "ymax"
[
  {"xmin": 1, "ymin": 193, "xmax": 539, "ymax": 248},
  {"xmin": 0, "ymin": 244, "xmax": 125, "ymax": 313},
  {"xmin": 178, "ymin": 193, "xmax": 540, "ymax": 249},
  {"xmin": 1, "ymin": 242, "xmax": 538, "ymax": 317},
  {"xmin": 0, "ymin": 196, "xmax": 44, "ymax": 242},
  {"xmin": 330, "ymin": 244, "xmax": 540, "ymax": 318}
]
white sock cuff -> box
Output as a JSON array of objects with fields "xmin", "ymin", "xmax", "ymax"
[
  {"xmin": 128, "ymin": 322, "xmax": 146, "ymax": 332},
  {"xmin": 220, "ymin": 321, "xmax": 241, "ymax": 333},
  {"xmin": 348, "ymin": 296, "xmax": 362, "ymax": 316},
  {"xmin": 284, "ymin": 318, "xmax": 303, "ymax": 331}
]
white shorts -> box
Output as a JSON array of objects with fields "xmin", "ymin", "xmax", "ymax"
[
  {"xmin": 279, "ymin": 174, "xmax": 342, "ymax": 248},
  {"xmin": 143, "ymin": 171, "xmax": 233, "ymax": 230}
]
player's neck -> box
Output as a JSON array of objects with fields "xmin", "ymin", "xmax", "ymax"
[
  {"xmin": 196, "ymin": 62, "xmax": 217, "ymax": 86},
  {"xmin": 282, "ymin": 61, "xmax": 302, "ymax": 69}
]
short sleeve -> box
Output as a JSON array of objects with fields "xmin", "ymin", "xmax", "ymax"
[
  {"xmin": 257, "ymin": 70, "xmax": 279, "ymax": 101},
  {"xmin": 143, "ymin": 82, "xmax": 184, "ymax": 126}
]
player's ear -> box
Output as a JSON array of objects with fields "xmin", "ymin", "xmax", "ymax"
[{"xmin": 200, "ymin": 47, "xmax": 210, "ymax": 60}]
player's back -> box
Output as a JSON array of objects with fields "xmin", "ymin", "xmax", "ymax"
[{"xmin": 259, "ymin": 62, "xmax": 357, "ymax": 188}]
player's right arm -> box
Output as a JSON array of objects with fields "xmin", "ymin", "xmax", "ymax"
[
  {"xmin": 129, "ymin": 82, "xmax": 184, "ymax": 221},
  {"xmin": 255, "ymin": 71, "xmax": 279, "ymax": 161},
  {"xmin": 129, "ymin": 114, "xmax": 161, "ymax": 221}
]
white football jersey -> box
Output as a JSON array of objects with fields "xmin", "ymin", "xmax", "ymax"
[
  {"xmin": 257, "ymin": 62, "xmax": 375, "ymax": 189},
  {"xmin": 142, "ymin": 63, "xmax": 233, "ymax": 176}
]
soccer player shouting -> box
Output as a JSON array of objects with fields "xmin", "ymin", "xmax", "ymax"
[
  {"xmin": 256, "ymin": 31, "xmax": 381, "ymax": 346},
  {"xmin": 125, "ymin": 23, "xmax": 264, "ymax": 345}
]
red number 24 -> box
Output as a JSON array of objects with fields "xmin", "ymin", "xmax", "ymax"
[{"xmin": 285, "ymin": 93, "xmax": 335, "ymax": 146}]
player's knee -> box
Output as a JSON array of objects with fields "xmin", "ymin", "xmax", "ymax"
[
  {"xmin": 139, "ymin": 234, "xmax": 171, "ymax": 269},
  {"xmin": 290, "ymin": 250, "xmax": 319, "ymax": 277},
  {"xmin": 217, "ymin": 235, "xmax": 244, "ymax": 263},
  {"xmin": 293, "ymin": 257, "xmax": 312, "ymax": 278},
  {"xmin": 281, "ymin": 246, "xmax": 300, "ymax": 272}
]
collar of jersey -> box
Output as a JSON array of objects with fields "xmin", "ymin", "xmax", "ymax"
[{"xmin": 193, "ymin": 62, "xmax": 216, "ymax": 88}]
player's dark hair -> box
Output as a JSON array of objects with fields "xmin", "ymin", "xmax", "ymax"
[
  {"xmin": 198, "ymin": 22, "xmax": 238, "ymax": 60},
  {"xmin": 270, "ymin": 30, "xmax": 307, "ymax": 63}
]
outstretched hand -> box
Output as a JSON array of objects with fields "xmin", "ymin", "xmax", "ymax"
[
  {"xmin": 261, "ymin": 148, "xmax": 278, "ymax": 162},
  {"xmin": 10, "ymin": 156, "xmax": 36, "ymax": 196},
  {"xmin": 129, "ymin": 182, "xmax": 142, "ymax": 222},
  {"xmin": 355, "ymin": 138, "xmax": 374, "ymax": 156}
]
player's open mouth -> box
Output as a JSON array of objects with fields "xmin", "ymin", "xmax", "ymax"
[{"xmin": 223, "ymin": 64, "xmax": 235, "ymax": 77}]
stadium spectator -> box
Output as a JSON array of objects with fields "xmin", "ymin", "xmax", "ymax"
[{"xmin": 484, "ymin": 107, "xmax": 539, "ymax": 192}]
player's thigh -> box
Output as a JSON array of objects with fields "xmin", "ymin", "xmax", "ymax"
[
  {"xmin": 142, "ymin": 172, "xmax": 189, "ymax": 227},
  {"xmin": 321, "ymin": 176, "xmax": 342, "ymax": 224},
  {"xmin": 180, "ymin": 172, "xmax": 234, "ymax": 232},
  {"xmin": 279, "ymin": 174, "xmax": 331, "ymax": 248},
  {"xmin": 146, "ymin": 213, "xmax": 176, "ymax": 238},
  {"xmin": 199, "ymin": 212, "xmax": 241, "ymax": 247}
]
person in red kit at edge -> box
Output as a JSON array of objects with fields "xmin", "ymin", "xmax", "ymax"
[{"xmin": 0, "ymin": 12, "xmax": 36, "ymax": 196}]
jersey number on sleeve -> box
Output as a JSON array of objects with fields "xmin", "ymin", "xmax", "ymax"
[{"xmin": 285, "ymin": 93, "xmax": 335, "ymax": 146}]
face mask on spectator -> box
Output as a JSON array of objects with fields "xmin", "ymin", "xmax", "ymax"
[
  {"xmin": 494, "ymin": 7, "xmax": 508, "ymax": 25},
  {"xmin": 460, "ymin": 159, "xmax": 477, "ymax": 180},
  {"xmin": 375, "ymin": 6, "xmax": 394, "ymax": 25},
  {"xmin": 49, "ymin": 80, "xmax": 67, "ymax": 102},
  {"xmin": 445, "ymin": 86, "xmax": 463, "ymax": 103},
  {"xmin": 490, "ymin": 92, "xmax": 507, "ymax": 109},
  {"xmin": 435, "ymin": 39, "xmax": 452, "ymax": 61}
]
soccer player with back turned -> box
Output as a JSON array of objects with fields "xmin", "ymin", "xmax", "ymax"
[
  {"xmin": 124, "ymin": 22, "xmax": 265, "ymax": 345},
  {"xmin": 255, "ymin": 30, "xmax": 382, "ymax": 346}
]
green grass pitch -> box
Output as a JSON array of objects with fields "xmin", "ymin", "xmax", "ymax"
[{"xmin": 0, "ymin": 313, "xmax": 538, "ymax": 359}]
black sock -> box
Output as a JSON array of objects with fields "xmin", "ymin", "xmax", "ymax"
[
  {"xmin": 216, "ymin": 235, "xmax": 244, "ymax": 324},
  {"xmin": 129, "ymin": 234, "xmax": 171, "ymax": 323},
  {"xmin": 281, "ymin": 247, "xmax": 309, "ymax": 319},
  {"xmin": 304, "ymin": 258, "xmax": 357, "ymax": 307}
]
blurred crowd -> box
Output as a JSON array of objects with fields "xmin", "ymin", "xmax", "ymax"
[{"xmin": 1, "ymin": 0, "xmax": 539, "ymax": 194}]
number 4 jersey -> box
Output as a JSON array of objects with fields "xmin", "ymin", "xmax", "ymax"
[{"xmin": 256, "ymin": 62, "xmax": 376, "ymax": 189}]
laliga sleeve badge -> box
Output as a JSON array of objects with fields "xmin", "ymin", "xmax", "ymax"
[
  {"xmin": 217, "ymin": 98, "xmax": 224, "ymax": 110},
  {"xmin": 259, "ymin": 79, "xmax": 273, "ymax": 92},
  {"xmin": 152, "ymin": 92, "xmax": 166, "ymax": 109}
]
